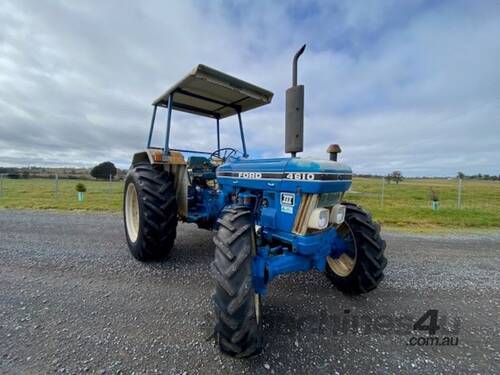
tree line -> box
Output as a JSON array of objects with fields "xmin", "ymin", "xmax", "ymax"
[
  {"xmin": 457, "ymin": 172, "xmax": 500, "ymax": 181},
  {"xmin": 0, "ymin": 162, "xmax": 124, "ymax": 180}
]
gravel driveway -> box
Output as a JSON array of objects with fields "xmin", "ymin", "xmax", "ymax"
[{"xmin": 0, "ymin": 210, "xmax": 499, "ymax": 374}]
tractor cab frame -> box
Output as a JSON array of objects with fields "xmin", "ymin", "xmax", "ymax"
[
  {"xmin": 146, "ymin": 64, "xmax": 274, "ymax": 160},
  {"xmin": 133, "ymin": 64, "xmax": 274, "ymax": 228}
]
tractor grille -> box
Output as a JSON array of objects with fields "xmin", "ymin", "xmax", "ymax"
[
  {"xmin": 292, "ymin": 192, "xmax": 342, "ymax": 235},
  {"xmin": 293, "ymin": 194, "xmax": 319, "ymax": 235}
]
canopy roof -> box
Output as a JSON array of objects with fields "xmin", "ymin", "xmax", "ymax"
[{"xmin": 152, "ymin": 64, "xmax": 274, "ymax": 119}]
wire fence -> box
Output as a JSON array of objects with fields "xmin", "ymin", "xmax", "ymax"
[
  {"xmin": 346, "ymin": 176, "xmax": 499, "ymax": 211},
  {"xmin": 0, "ymin": 175, "xmax": 123, "ymax": 211},
  {"xmin": 0, "ymin": 175, "xmax": 499, "ymax": 216}
]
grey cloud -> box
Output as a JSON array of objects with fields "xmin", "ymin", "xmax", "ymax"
[{"xmin": 0, "ymin": 0, "xmax": 499, "ymax": 176}]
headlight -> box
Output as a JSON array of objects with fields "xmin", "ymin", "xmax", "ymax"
[
  {"xmin": 330, "ymin": 204, "xmax": 346, "ymax": 225},
  {"xmin": 308, "ymin": 208, "xmax": 330, "ymax": 230}
]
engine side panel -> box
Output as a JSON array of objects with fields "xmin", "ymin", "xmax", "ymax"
[{"xmin": 216, "ymin": 157, "xmax": 352, "ymax": 233}]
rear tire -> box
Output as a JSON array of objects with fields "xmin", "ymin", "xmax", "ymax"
[
  {"xmin": 326, "ymin": 202, "xmax": 387, "ymax": 294},
  {"xmin": 123, "ymin": 163, "xmax": 178, "ymax": 261},
  {"xmin": 211, "ymin": 205, "xmax": 262, "ymax": 358}
]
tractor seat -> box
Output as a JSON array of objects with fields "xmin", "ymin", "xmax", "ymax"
[{"xmin": 187, "ymin": 156, "xmax": 216, "ymax": 180}]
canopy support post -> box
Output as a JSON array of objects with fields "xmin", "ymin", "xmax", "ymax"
[
  {"xmin": 237, "ymin": 111, "xmax": 248, "ymax": 158},
  {"xmin": 216, "ymin": 117, "xmax": 221, "ymax": 156},
  {"xmin": 164, "ymin": 93, "xmax": 174, "ymax": 159},
  {"xmin": 146, "ymin": 105, "xmax": 157, "ymax": 148}
]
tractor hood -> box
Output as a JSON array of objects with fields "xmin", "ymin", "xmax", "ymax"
[{"xmin": 216, "ymin": 157, "xmax": 352, "ymax": 194}]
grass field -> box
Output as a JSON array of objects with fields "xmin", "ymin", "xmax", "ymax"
[
  {"xmin": 0, "ymin": 177, "xmax": 499, "ymax": 231},
  {"xmin": 0, "ymin": 178, "xmax": 123, "ymax": 212},
  {"xmin": 346, "ymin": 178, "xmax": 500, "ymax": 230}
]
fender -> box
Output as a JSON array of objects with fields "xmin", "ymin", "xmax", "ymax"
[{"xmin": 130, "ymin": 149, "xmax": 188, "ymax": 218}]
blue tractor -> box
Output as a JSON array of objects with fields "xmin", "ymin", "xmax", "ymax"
[{"xmin": 124, "ymin": 45, "xmax": 387, "ymax": 357}]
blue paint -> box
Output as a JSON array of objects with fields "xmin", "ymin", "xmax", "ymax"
[
  {"xmin": 216, "ymin": 157, "xmax": 352, "ymax": 232},
  {"xmin": 183, "ymin": 157, "xmax": 350, "ymax": 295},
  {"xmin": 146, "ymin": 100, "xmax": 355, "ymax": 296},
  {"xmin": 252, "ymin": 227, "xmax": 349, "ymax": 294},
  {"xmin": 186, "ymin": 184, "xmax": 226, "ymax": 225},
  {"xmin": 237, "ymin": 112, "xmax": 248, "ymax": 157}
]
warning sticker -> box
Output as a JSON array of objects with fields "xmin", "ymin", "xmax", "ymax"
[{"xmin": 280, "ymin": 193, "xmax": 295, "ymax": 214}]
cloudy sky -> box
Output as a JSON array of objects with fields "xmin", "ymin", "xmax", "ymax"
[{"xmin": 1, "ymin": 0, "xmax": 499, "ymax": 176}]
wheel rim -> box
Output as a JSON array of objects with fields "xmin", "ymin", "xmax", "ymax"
[
  {"xmin": 125, "ymin": 183, "xmax": 140, "ymax": 243},
  {"xmin": 327, "ymin": 222, "xmax": 357, "ymax": 277},
  {"xmin": 250, "ymin": 229, "xmax": 262, "ymax": 325},
  {"xmin": 254, "ymin": 293, "xmax": 261, "ymax": 324}
]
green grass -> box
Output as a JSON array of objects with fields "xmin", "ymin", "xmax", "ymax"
[
  {"xmin": 0, "ymin": 177, "xmax": 499, "ymax": 231},
  {"xmin": 0, "ymin": 178, "xmax": 123, "ymax": 212},
  {"xmin": 345, "ymin": 178, "xmax": 500, "ymax": 230}
]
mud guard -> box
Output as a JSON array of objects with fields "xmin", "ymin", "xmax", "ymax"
[{"xmin": 130, "ymin": 150, "xmax": 188, "ymax": 219}]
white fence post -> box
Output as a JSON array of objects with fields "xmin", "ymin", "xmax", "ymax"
[
  {"xmin": 54, "ymin": 173, "xmax": 59, "ymax": 198},
  {"xmin": 457, "ymin": 177, "xmax": 462, "ymax": 208},
  {"xmin": 0, "ymin": 174, "xmax": 3, "ymax": 197},
  {"xmin": 380, "ymin": 176, "xmax": 385, "ymax": 207}
]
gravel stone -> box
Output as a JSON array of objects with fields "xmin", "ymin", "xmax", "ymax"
[{"xmin": 0, "ymin": 209, "xmax": 498, "ymax": 374}]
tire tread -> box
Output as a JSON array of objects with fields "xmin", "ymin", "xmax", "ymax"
[
  {"xmin": 212, "ymin": 205, "xmax": 262, "ymax": 358},
  {"xmin": 123, "ymin": 163, "xmax": 177, "ymax": 261}
]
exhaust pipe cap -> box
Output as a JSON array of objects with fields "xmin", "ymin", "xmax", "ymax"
[{"xmin": 327, "ymin": 144, "xmax": 341, "ymax": 161}]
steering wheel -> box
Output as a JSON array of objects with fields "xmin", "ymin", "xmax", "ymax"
[{"xmin": 209, "ymin": 148, "xmax": 238, "ymax": 163}]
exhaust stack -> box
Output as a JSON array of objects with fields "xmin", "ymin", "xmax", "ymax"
[{"xmin": 285, "ymin": 44, "xmax": 306, "ymax": 157}]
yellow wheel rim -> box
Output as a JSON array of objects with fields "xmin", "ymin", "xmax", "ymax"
[
  {"xmin": 327, "ymin": 222, "xmax": 357, "ymax": 277},
  {"xmin": 125, "ymin": 183, "xmax": 140, "ymax": 243}
]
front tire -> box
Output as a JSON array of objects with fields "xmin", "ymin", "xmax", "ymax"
[
  {"xmin": 123, "ymin": 163, "xmax": 178, "ymax": 261},
  {"xmin": 211, "ymin": 205, "xmax": 262, "ymax": 358},
  {"xmin": 326, "ymin": 202, "xmax": 387, "ymax": 294}
]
